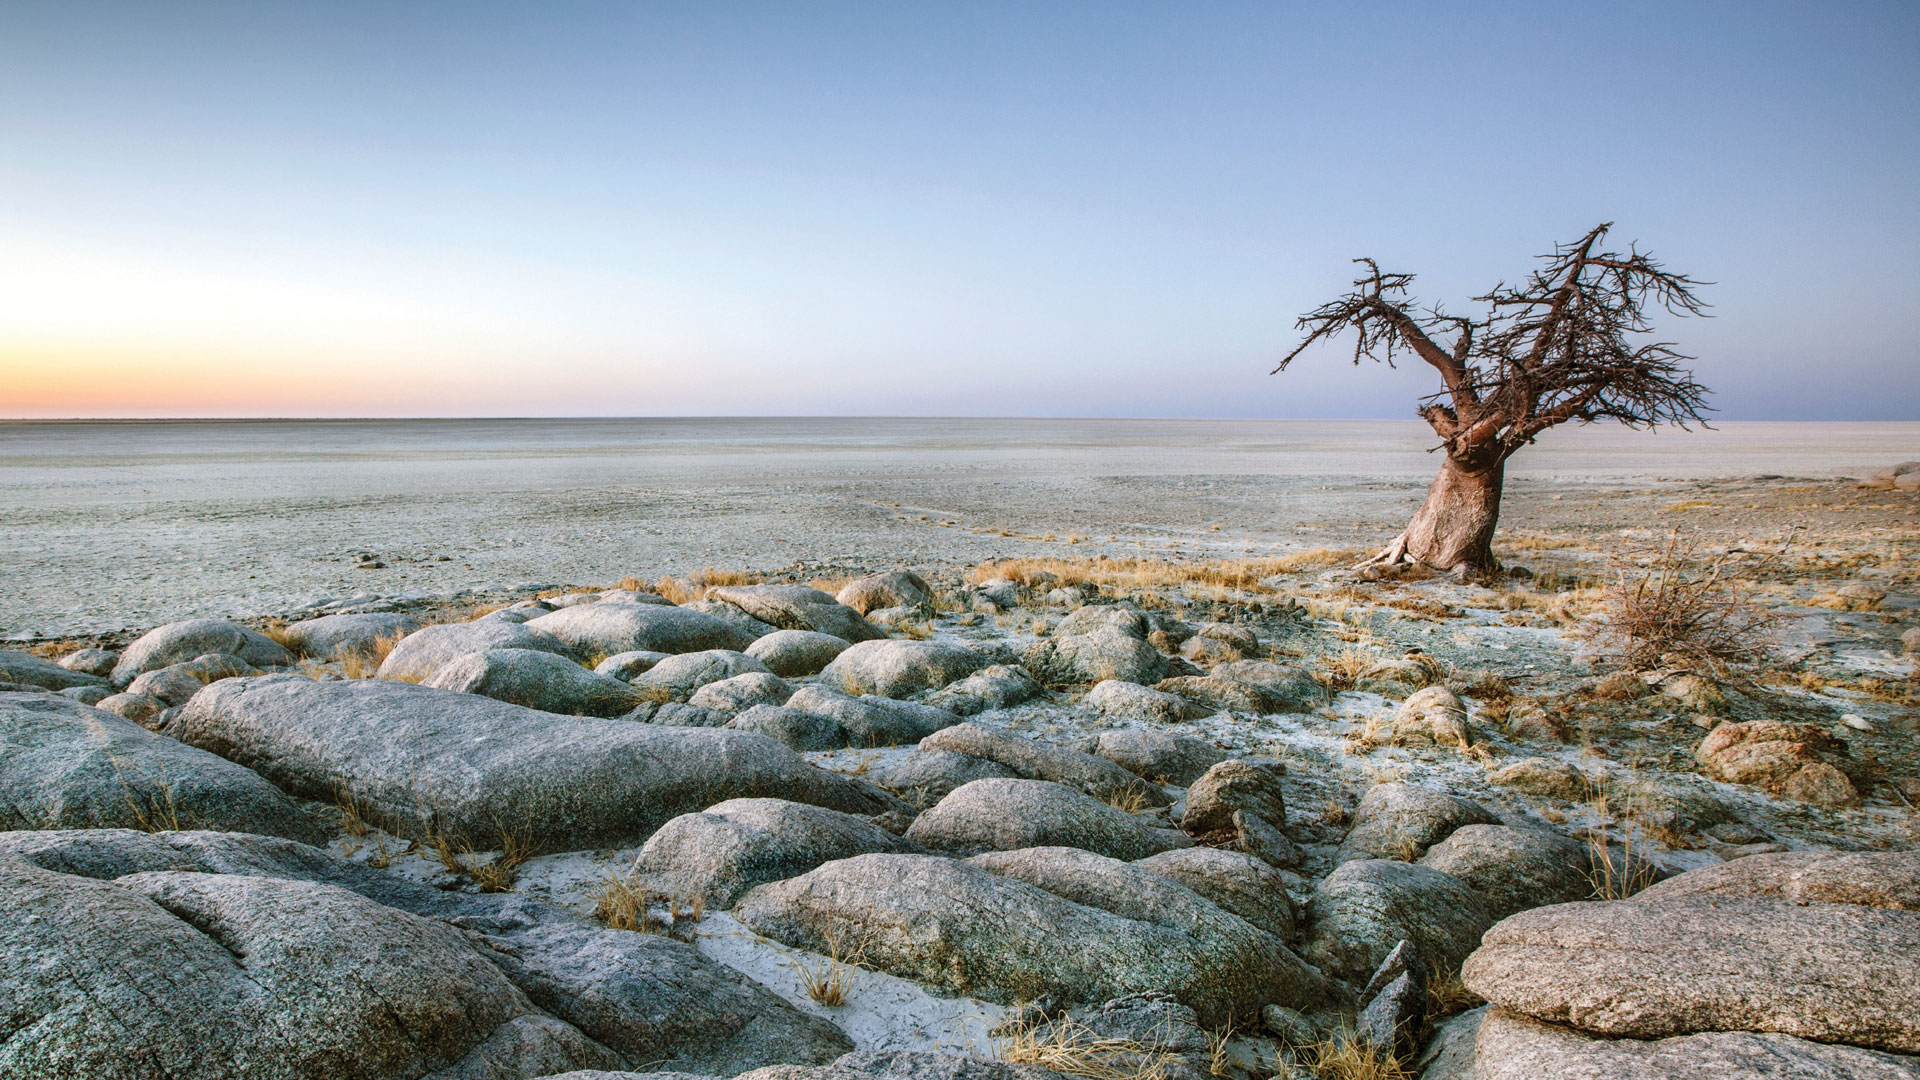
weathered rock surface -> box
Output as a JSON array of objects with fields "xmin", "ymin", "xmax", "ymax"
[
  {"xmin": 1134, "ymin": 846, "xmax": 1298, "ymax": 940},
  {"xmin": 1630, "ymin": 849, "xmax": 1920, "ymax": 910},
  {"xmin": 1023, "ymin": 628, "xmax": 1167, "ymax": 686},
  {"xmin": 0, "ymin": 857, "xmax": 620, "ymax": 1080},
  {"xmin": 0, "ymin": 829, "xmax": 851, "ymax": 1076},
  {"xmin": 378, "ymin": 620, "xmax": 575, "ymax": 683},
  {"xmin": 920, "ymin": 723, "xmax": 1169, "ymax": 806},
  {"xmin": 1490, "ymin": 757, "xmax": 1591, "ymax": 800},
  {"xmin": 1382, "ymin": 686, "xmax": 1474, "ymax": 749},
  {"xmin": 1208, "ymin": 661, "xmax": 1322, "ymax": 711},
  {"xmin": 725, "ymin": 705, "xmax": 849, "ymax": 751},
  {"xmin": 1417, "ymin": 824, "xmax": 1593, "ymax": 920},
  {"xmin": 817, "ymin": 639, "xmax": 990, "ymax": 698},
  {"xmin": 1462, "ymin": 896, "xmax": 1920, "ymax": 1052},
  {"xmin": 111, "ymin": 619, "xmax": 294, "ymax": 684},
  {"xmin": 595, "ymin": 650, "xmax": 674, "ymax": 680},
  {"xmin": 0, "ymin": 691, "xmax": 324, "ymax": 843},
  {"xmin": 784, "ymin": 684, "xmax": 960, "ymax": 745},
  {"xmin": 836, "ymin": 571, "xmax": 935, "ymax": 615},
  {"xmin": 1069, "ymin": 728, "xmax": 1227, "ymax": 785},
  {"xmin": 1302, "ymin": 858, "xmax": 1495, "ymax": 985},
  {"xmin": 905, "ymin": 778, "xmax": 1190, "ymax": 859},
  {"xmin": 170, "ymin": 675, "xmax": 897, "ymax": 851},
  {"xmin": 708, "ymin": 585, "xmax": 886, "ymax": 643},
  {"xmin": 1153, "ymin": 675, "xmax": 1290, "ymax": 715},
  {"xmin": 0, "ymin": 649, "xmax": 110, "ymax": 691},
  {"xmin": 56, "ymin": 647, "xmax": 120, "ymax": 677},
  {"xmin": 631, "ymin": 650, "xmax": 772, "ymax": 700},
  {"xmin": 426, "ymin": 648, "xmax": 645, "ymax": 717},
  {"xmin": 687, "ymin": 671, "xmax": 793, "ymax": 713},
  {"xmin": 635, "ymin": 798, "xmax": 918, "ymax": 909},
  {"xmin": 93, "ymin": 691, "xmax": 166, "ymax": 726},
  {"xmin": 925, "ymin": 664, "xmax": 1044, "ymax": 714},
  {"xmin": 1181, "ymin": 759, "xmax": 1287, "ymax": 834},
  {"xmin": 126, "ymin": 661, "xmax": 214, "ymax": 707},
  {"xmin": 1696, "ymin": 720, "xmax": 1864, "ymax": 806},
  {"xmin": 1472, "ymin": 1006, "xmax": 1920, "ymax": 1080},
  {"xmin": 866, "ymin": 747, "xmax": 1021, "ymax": 800},
  {"xmin": 527, "ymin": 603, "xmax": 756, "ymax": 657},
  {"xmin": 1337, "ymin": 782, "xmax": 1497, "ymax": 863},
  {"xmin": 1080, "ymin": 679, "xmax": 1210, "ymax": 723},
  {"xmin": 280, "ymin": 612, "xmax": 421, "ymax": 660},
  {"xmin": 733, "ymin": 852, "xmax": 1319, "ymax": 1025},
  {"xmin": 745, "ymin": 629, "xmax": 853, "ymax": 677}
]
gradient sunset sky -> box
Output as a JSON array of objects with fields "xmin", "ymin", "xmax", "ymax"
[{"xmin": 2, "ymin": 2, "xmax": 1915, "ymax": 419}]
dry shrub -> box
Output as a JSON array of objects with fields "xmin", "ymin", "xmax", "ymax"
[
  {"xmin": 808, "ymin": 576, "xmax": 853, "ymax": 595},
  {"xmin": 22, "ymin": 638, "xmax": 90, "ymax": 659},
  {"xmin": 335, "ymin": 781, "xmax": 371, "ymax": 837},
  {"xmin": 1104, "ymin": 784, "xmax": 1155, "ymax": 813},
  {"xmin": 1583, "ymin": 531, "xmax": 1778, "ymax": 670},
  {"xmin": 995, "ymin": 1017, "xmax": 1180, "ymax": 1079},
  {"xmin": 615, "ymin": 575, "xmax": 646, "ymax": 591}
]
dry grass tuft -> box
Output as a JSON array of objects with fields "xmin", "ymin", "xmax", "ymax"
[
  {"xmin": 1425, "ymin": 968, "xmax": 1483, "ymax": 1019},
  {"xmin": 260, "ymin": 619, "xmax": 301, "ymax": 655},
  {"xmin": 1583, "ymin": 531, "xmax": 1780, "ymax": 671},
  {"xmin": 593, "ymin": 857, "xmax": 659, "ymax": 932},
  {"xmin": 1300, "ymin": 1029, "xmax": 1413, "ymax": 1080},
  {"xmin": 615, "ymin": 575, "xmax": 646, "ymax": 591},
  {"xmin": 425, "ymin": 823, "xmax": 531, "ymax": 893},
  {"xmin": 797, "ymin": 929, "xmax": 866, "ymax": 1007},
  {"xmin": 652, "ymin": 568, "xmax": 764, "ymax": 605},
  {"xmin": 892, "ymin": 620, "xmax": 935, "ymax": 640},
  {"xmin": 1313, "ymin": 646, "xmax": 1378, "ymax": 693},
  {"xmin": 1104, "ymin": 784, "xmax": 1155, "ymax": 813},
  {"xmin": 995, "ymin": 1017, "xmax": 1180, "ymax": 1079},
  {"xmin": 1583, "ymin": 784, "xmax": 1659, "ymax": 900},
  {"xmin": 112, "ymin": 757, "xmax": 183, "ymax": 833},
  {"xmin": 339, "ymin": 630, "xmax": 406, "ymax": 679},
  {"xmin": 335, "ymin": 782, "xmax": 371, "ymax": 837}
]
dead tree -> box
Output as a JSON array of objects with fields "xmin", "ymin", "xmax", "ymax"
[{"xmin": 1274, "ymin": 223, "xmax": 1709, "ymax": 575}]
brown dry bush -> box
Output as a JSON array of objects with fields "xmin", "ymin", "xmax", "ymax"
[{"xmin": 1583, "ymin": 531, "xmax": 1779, "ymax": 671}]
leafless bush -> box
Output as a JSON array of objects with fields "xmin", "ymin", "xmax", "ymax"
[{"xmin": 1584, "ymin": 531, "xmax": 1778, "ymax": 671}]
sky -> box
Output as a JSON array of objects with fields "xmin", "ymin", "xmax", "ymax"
[{"xmin": 1, "ymin": 2, "xmax": 1915, "ymax": 419}]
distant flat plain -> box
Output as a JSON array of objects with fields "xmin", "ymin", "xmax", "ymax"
[{"xmin": 2, "ymin": 418, "xmax": 1913, "ymax": 637}]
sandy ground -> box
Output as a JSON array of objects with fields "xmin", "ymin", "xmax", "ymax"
[{"xmin": 3, "ymin": 417, "xmax": 1914, "ymax": 638}]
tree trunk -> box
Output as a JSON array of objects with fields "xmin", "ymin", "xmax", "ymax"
[{"xmin": 1363, "ymin": 455, "xmax": 1505, "ymax": 575}]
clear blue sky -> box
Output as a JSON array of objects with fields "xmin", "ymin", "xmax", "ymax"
[{"xmin": 1, "ymin": 1, "xmax": 1914, "ymax": 418}]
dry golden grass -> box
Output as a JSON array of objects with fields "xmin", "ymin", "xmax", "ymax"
[
  {"xmin": 1425, "ymin": 968, "xmax": 1484, "ymax": 1019},
  {"xmin": 966, "ymin": 550, "xmax": 1362, "ymax": 597},
  {"xmin": 335, "ymin": 782, "xmax": 371, "ymax": 838},
  {"xmin": 424, "ymin": 823, "xmax": 530, "ymax": 893},
  {"xmin": 593, "ymin": 857, "xmax": 659, "ymax": 932},
  {"xmin": 892, "ymin": 620, "xmax": 935, "ymax": 640},
  {"xmin": 1494, "ymin": 533, "xmax": 1585, "ymax": 552},
  {"xmin": 112, "ymin": 757, "xmax": 183, "ymax": 833},
  {"xmin": 1312, "ymin": 645, "xmax": 1378, "ymax": 693},
  {"xmin": 1103, "ymin": 784, "xmax": 1155, "ymax": 813},
  {"xmin": 995, "ymin": 1017, "xmax": 1180, "ymax": 1080},
  {"xmin": 338, "ymin": 630, "xmax": 406, "ymax": 679},
  {"xmin": 797, "ymin": 929, "xmax": 866, "ymax": 1007},
  {"xmin": 260, "ymin": 619, "xmax": 301, "ymax": 655},
  {"xmin": 22, "ymin": 638, "xmax": 90, "ymax": 659},
  {"xmin": 1583, "ymin": 784, "xmax": 1659, "ymax": 900},
  {"xmin": 808, "ymin": 576, "xmax": 853, "ymax": 595},
  {"xmin": 1301, "ymin": 1029, "xmax": 1413, "ymax": 1080},
  {"xmin": 651, "ymin": 567, "xmax": 764, "ymax": 604},
  {"xmin": 615, "ymin": 575, "xmax": 646, "ymax": 591},
  {"xmin": 1320, "ymin": 797, "xmax": 1351, "ymax": 827}
]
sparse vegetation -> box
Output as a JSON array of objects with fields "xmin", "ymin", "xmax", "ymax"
[
  {"xmin": 796, "ymin": 929, "xmax": 867, "ymax": 1007},
  {"xmin": 1584, "ymin": 530, "xmax": 1780, "ymax": 670},
  {"xmin": 593, "ymin": 857, "xmax": 659, "ymax": 932},
  {"xmin": 1300, "ymin": 1028, "xmax": 1413, "ymax": 1080},
  {"xmin": 339, "ymin": 630, "xmax": 405, "ymax": 679},
  {"xmin": 995, "ymin": 1016, "xmax": 1180, "ymax": 1080}
]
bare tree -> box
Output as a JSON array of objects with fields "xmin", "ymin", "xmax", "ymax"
[{"xmin": 1274, "ymin": 223, "xmax": 1710, "ymax": 575}]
